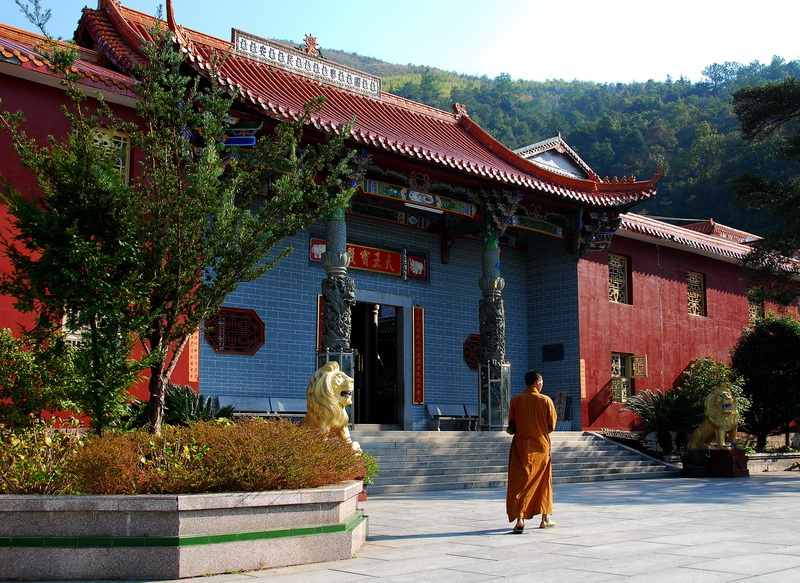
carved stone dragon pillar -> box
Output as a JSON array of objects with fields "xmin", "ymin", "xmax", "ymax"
[
  {"xmin": 478, "ymin": 224, "xmax": 506, "ymax": 363},
  {"xmin": 320, "ymin": 207, "xmax": 355, "ymax": 351}
]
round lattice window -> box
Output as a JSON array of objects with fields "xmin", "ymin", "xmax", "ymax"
[{"xmin": 204, "ymin": 308, "xmax": 264, "ymax": 355}]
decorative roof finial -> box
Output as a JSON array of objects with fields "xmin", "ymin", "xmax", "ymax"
[{"xmin": 303, "ymin": 34, "xmax": 319, "ymax": 56}]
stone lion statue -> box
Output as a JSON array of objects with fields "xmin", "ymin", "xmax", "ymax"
[
  {"xmin": 689, "ymin": 387, "xmax": 740, "ymax": 448},
  {"xmin": 304, "ymin": 361, "xmax": 360, "ymax": 450}
]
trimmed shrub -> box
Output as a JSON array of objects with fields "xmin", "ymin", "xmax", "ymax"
[
  {"xmin": 0, "ymin": 417, "xmax": 83, "ymax": 494},
  {"xmin": 67, "ymin": 418, "xmax": 368, "ymax": 494}
]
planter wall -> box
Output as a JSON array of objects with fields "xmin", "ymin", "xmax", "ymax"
[
  {"xmin": 0, "ymin": 480, "xmax": 366, "ymax": 580},
  {"xmin": 747, "ymin": 453, "xmax": 800, "ymax": 473}
]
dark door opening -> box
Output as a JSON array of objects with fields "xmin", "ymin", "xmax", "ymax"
[{"xmin": 351, "ymin": 302, "xmax": 400, "ymax": 425}]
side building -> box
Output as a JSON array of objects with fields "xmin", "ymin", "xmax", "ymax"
[{"xmin": 580, "ymin": 213, "xmax": 798, "ymax": 431}]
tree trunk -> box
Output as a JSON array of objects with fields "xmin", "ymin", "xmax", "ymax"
[{"xmin": 147, "ymin": 364, "xmax": 167, "ymax": 435}]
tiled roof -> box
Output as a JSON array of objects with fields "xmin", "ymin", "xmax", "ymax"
[
  {"xmin": 75, "ymin": 0, "xmax": 660, "ymax": 209},
  {"xmin": 683, "ymin": 219, "xmax": 759, "ymax": 244},
  {"xmin": 619, "ymin": 213, "xmax": 757, "ymax": 260},
  {"xmin": 0, "ymin": 22, "xmax": 135, "ymax": 94}
]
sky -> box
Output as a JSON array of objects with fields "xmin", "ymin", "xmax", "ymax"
[{"xmin": 3, "ymin": 0, "xmax": 800, "ymax": 84}]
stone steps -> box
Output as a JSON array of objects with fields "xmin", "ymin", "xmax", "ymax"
[{"xmin": 353, "ymin": 430, "xmax": 680, "ymax": 494}]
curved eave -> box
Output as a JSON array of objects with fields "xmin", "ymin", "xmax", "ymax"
[
  {"xmin": 82, "ymin": 0, "xmax": 161, "ymax": 74},
  {"xmin": 457, "ymin": 113, "xmax": 662, "ymax": 194},
  {"xmin": 196, "ymin": 53, "xmax": 660, "ymax": 208}
]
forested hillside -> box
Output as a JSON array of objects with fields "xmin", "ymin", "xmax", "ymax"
[{"xmin": 324, "ymin": 47, "xmax": 800, "ymax": 235}]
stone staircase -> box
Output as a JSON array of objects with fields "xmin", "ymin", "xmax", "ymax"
[{"xmin": 351, "ymin": 430, "xmax": 680, "ymax": 495}]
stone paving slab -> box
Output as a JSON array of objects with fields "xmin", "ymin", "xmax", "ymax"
[{"xmin": 33, "ymin": 473, "xmax": 800, "ymax": 583}]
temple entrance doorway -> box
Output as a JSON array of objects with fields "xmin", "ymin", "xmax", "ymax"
[{"xmin": 351, "ymin": 302, "xmax": 401, "ymax": 426}]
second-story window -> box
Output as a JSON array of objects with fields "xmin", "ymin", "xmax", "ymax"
[
  {"xmin": 608, "ymin": 254, "xmax": 630, "ymax": 304},
  {"xmin": 687, "ymin": 271, "xmax": 706, "ymax": 316},
  {"xmin": 93, "ymin": 128, "xmax": 130, "ymax": 184}
]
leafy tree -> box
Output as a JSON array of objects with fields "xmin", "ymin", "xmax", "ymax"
[
  {"xmin": 0, "ymin": 328, "xmax": 76, "ymax": 428},
  {"xmin": 678, "ymin": 356, "xmax": 749, "ymax": 418},
  {"xmin": 1, "ymin": 2, "xmax": 147, "ymax": 434},
  {"xmin": 730, "ymin": 316, "xmax": 800, "ymax": 451},
  {"xmin": 377, "ymin": 53, "xmax": 800, "ymax": 237},
  {"xmin": 731, "ymin": 76, "xmax": 800, "ymax": 305},
  {"xmin": 1, "ymin": 3, "xmax": 361, "ymax": 434}
]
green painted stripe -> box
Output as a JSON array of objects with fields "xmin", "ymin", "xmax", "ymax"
[{"xmin": 3, "ymin": 510, "xmax": 365, "ymax": 549}]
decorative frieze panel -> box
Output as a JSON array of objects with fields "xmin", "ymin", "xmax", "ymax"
[
  {"xmin": 234, "ymin": 30, "xmax": 381, "ymax": 99},
  {"xmin": 359, "ymin": 179, "xmax": 476, "ymax": 218}
]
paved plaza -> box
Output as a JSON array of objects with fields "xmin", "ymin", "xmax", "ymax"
[{"xmin": 35, "ymin": 472, "xmax": 800, "ymax": 583}]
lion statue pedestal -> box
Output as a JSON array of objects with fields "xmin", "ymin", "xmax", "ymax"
[
  {"xmin": 304, "ymin": 361, "xmax": 361, "ymax": 451},
  {"xmin": 708, "ymin": 448, "xmax": 749, "ymax": 478}
]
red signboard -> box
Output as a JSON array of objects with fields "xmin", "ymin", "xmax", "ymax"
[
  {"xmin": 413, "ymin": 306, "xmax": 425, "ymax": 404},
  {"xmin": 346, "ymin": 243, "xmax": 402, "ymax": 276},
  {"xmin": 309, "ymin": 236, "xmax": 428, "ymax": 281}
]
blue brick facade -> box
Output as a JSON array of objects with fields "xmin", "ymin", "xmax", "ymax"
[
  {"xmin": 199, "ymin": 215, "xmax": 580, "ymax": 430},
  {"xmin": 523, "ymin": 236, "xmax": 582, "ymax": 427}
]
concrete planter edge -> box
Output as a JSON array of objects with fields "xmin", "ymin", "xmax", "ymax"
[{"xmin": 0, "ymin": 479, "xmax": 367, "ymax": 580}]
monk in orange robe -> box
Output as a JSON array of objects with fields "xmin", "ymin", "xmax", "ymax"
[{"xmin": 506, "ymin": 370, "xmax": 557, "ymax": 532}]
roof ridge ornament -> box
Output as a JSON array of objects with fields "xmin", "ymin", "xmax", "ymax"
[
  {"xmin": 453, "ymin": 102, "xmax": 468, "ymax": 119},
  {"xmin": 303, "ymin": 34, "xmax": 319, "ymax": 56},
  {"xmin": 165, "ymin": 0, "xmax": 195, "ymax": 54}
]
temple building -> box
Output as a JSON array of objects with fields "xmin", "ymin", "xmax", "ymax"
[{"xmin": 4, "ymin": 1, "xmax": 777, "ymax": 433}]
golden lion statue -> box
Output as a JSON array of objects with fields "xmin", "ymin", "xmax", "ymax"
[
  {"xmin": 689, "ymin": 387, "xmax": 740, "ymax": 448},
  {"xmin": 304, "ymin": 361, "xmax": 360, "ymax": 450}
]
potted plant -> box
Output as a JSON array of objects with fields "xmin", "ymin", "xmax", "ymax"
[
  {"xmin": 623, "ymin": 389, "xmax": 696, "ymax": 454},
  {"xmin": 358, "ymin": 451, "xmax": 380, "ymax": 501}
]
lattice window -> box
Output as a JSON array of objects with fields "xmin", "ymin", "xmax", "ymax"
[
  {"xmin": 630, "ymin": 355, "xmax": 648, "ymax": 378},
  {"xmin": 611, "ymin": 353, "xmax": 647, "ymax": 403},
  {"xmin": 687, "ymin": 271, "xmax": 706, "ymax": 316},
  {"xmin": 748, "ymin": 299, "xmax": 764, "ymax": 326},
  {"xmin": 62, "ymin": 310, "xmax": 88, "ymax": 347},
  {"xmin": 611, "ymin": 353, "xmax": 628, "ymax": 403},
  {"xmin": 608, "ymin": 254, "xmax": 629, "ymax": 304},
  {"xmin": 204, "ymin": 308, "xmax": 264, "ymax": 355},
  {"xmin": 93, "ymin": 128, "xmax": 130, "ymax": 184}
]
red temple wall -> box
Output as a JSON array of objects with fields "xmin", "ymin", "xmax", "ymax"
[
  {"xmin": 577, "ymin": 234, "xmax": 775, "ymax": 431},
  {"xmin": 0, "ymin": 73, "xmax": 197, "ymax": 403}
]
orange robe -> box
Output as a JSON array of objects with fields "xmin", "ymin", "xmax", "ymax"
[{"xmin": 506, "ymin": 389, "xmax": 557, "ymax": 522}]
